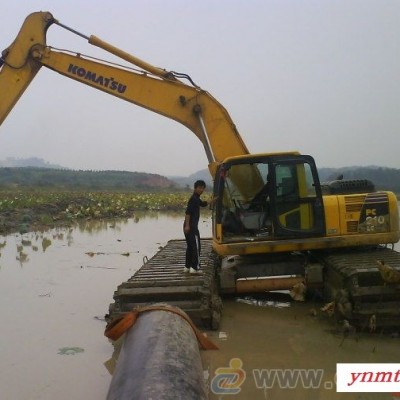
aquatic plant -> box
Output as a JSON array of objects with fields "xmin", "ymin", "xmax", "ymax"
[{"xmin": 0, "ymin": 190, "xmax": 197, "ymax": 234}]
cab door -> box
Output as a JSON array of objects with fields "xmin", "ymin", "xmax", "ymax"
[{"xmin": 269, "ymin": 155, "xmax": 325, "ymax": 238}]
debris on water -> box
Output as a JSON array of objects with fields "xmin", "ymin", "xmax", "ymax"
[
  {"xmin": 309, "ymin": 308, "xmax": 318, "ymax": 317},
  {"xmin": 320, "ymin": 301, "xmax": 335, "ymax": 317},
  {"xmin": 218, "ymin": 332, "xmax": 228, "ymax": 340},
  {"xmin": 369, "ymin": 314, "xmax": 377, "ymax": 333},
  {"xmin": 86, "ymin": 251, "xmax": 131, "ymax": 257},
  {"xmin": 38, "ymin": 292, "xmax": 52, "ymax": 297},
  {"xmin": 289, "ymin": 281, "xmax": 306, "ymax": 301},
  {"xmin": 236, "ymin": 295, "xmax": 290, "ymax": 308},
  {"xmin": 376, "ymin": 259, "xmax": 400, "ymax": 284},
  {"xmin": 335, "ymin": 289, "xmax": 353, "ymax": 319},
  {"xmin": 342, "ymin": 319, "xmax": 353, "ymax": 334},
  {"xmin": 86, "ymin": 251, "xmax": 105, "ymax": 257},
  {"xmin": 339, "ymin": 320, "xmax": 357, "ymax": 347},
  {"xmin": 57, "ymin": 347, "xmax": 84, "ymax": 356}
]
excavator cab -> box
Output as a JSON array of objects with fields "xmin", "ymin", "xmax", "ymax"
[{"xmin": 213, "ymin": 153, "xmax": 325, "ymax": 246}]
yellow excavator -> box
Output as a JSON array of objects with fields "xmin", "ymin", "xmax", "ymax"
[{"xmin": 1, "ymin": 12, "xmax": 400, "ymax": 328}]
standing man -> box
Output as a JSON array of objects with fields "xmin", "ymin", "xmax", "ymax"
[{"xmin": 183, "ymin": 180, "xmax": 209, "ymax": 274}]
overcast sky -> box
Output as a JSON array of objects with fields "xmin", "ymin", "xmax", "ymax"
[{"xmin": 1, "ymin": 0, "xmax": 399, "ymax": 176}]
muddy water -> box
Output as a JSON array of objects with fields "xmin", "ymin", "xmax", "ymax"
[
  {"xmin": 203, "ymin": 249, "xmax": 400, "ymax": 399},
  {"xmin": 0, "ymin": 212, "xmax": 212, "ymax": 400},
  {"xmin": 203, "ymin": 299, "xmax": 400, "ymax": 400},
  {"xmin": 0, "ymin": 211, "xmax": 399, "ymax": 399}
]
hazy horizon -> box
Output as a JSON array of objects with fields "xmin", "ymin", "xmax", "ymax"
[{"xmin": 0, "ymin": 155, "xmax": 397, "ymax": 177}]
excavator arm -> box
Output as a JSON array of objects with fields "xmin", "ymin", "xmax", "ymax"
[
  {"xmin": 0, "ymin": 11, "xmax": 249, "ymax": 174},
  {"xmin": 0, "ymin": 12, "xmax": 53, "ymax": 126}
]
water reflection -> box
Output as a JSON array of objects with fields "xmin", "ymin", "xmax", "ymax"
[
  {"xmin": 76, "ymin": 218, "xmax": 125, "ymax": 235},
  {"xmin": 42, "ymin": 237, "xmax": 52, "ymax": 252},
  {"xmin": 16, "ymin": 249, "xmax": 29, "ymax": 264},
  {"xmin": 0, "ymin": 211, "xmax": 209, "ymax": 400},
  {"xmin": 73, "ymin": 211, "xmax": 184, "ymax": 236}
]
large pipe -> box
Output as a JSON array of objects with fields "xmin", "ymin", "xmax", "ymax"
[{"xmin": 107, "ymin": 308, "xmax": 207, "ymax": 400}]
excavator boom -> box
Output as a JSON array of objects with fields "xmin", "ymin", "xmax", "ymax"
[
  {"xmin": 0, "ymin": 12, "xmax": 53, "ymax": 126},
  {"xmin": 0, "ymin": 11, "xmax": 249, "ymax": 173}
]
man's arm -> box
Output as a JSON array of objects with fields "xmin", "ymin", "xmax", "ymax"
[
  {"xmin": 202, "ymin": 196, "xmax": 218, "ymax": 208},
  {"xmin": 184, "ymin": 214, "xmax": 191, "ymax": 233}
]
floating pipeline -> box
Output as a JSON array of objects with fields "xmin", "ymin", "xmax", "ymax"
[{"xmin": 105, "ymin": 304, "xmax": 217, "ymax": 400}]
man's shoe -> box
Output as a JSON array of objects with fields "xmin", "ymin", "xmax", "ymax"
[
  {"xmin": 189, "ymin": 267, "xmax": 201, "ymax": 274},
  {"xmin": 183, "ymin": 267, "xmax": 190, "ymax": 273}
]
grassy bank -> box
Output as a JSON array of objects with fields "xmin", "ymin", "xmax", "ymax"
[{"xmin": 0, "ymin": 190, "xmax": 191, "ymax": 234}]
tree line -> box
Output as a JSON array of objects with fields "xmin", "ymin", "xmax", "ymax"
[
  {"xmin": 0, "ymin": 166, "xmax": 398, "ymax": 194},
  {"xmin": 0, "ymin": 167, "xmax": 179, "ymax": 192}
]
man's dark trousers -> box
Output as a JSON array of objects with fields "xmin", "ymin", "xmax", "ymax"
[{"xmin": 184, "ymin": 228, "xmax": 201, "ymax": 270}]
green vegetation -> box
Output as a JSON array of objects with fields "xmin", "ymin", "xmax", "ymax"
[
  {"xmin": 0, "ymin": 167, "xmax": 178, "ymax": 191},
  {"xmin": 0, "ymin": 191, "xmax": 189, "ymax": 213},
  {"xmin": 0, "ymin": 191, "xmax": 190, "ymax": 234}
]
